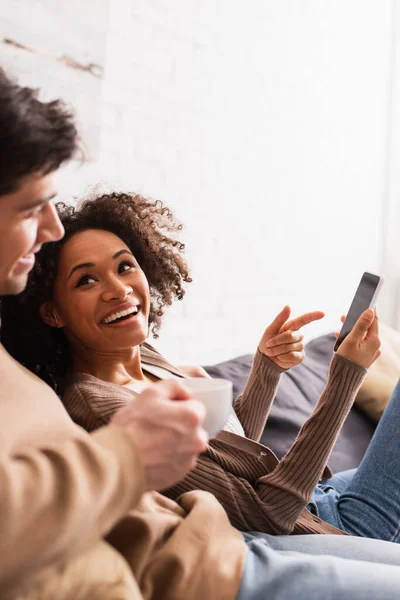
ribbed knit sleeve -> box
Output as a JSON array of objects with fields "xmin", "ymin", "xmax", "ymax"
[
  {"xmin": 234, "ymin": 350, "xmax": 285, "ymax": 441},
  {"xmin": 255, "ymin": 353, "xmax": 366, "ymax": 533}
]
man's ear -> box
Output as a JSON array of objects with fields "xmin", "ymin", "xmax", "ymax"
[{"xmin": 40, "ymin": 301, "xmax": 64, "ymax": 328}]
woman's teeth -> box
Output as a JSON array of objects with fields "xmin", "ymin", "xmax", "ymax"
[{"xmin": 103, "ymin": 306, "xmax": 139, "ymax": 324}]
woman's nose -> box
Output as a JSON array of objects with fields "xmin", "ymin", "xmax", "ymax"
[{"xmin": 102, "ymin": 277, "xmax": 133, "ymax": 302}]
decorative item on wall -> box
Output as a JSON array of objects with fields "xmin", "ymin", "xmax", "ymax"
[{"xmin": 0, "ymin": 0, "xmax": 110, "ymax": 160}]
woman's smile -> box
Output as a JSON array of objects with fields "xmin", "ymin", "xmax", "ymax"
[
  {"xmin": 51, "ymin": 229, "xmax": 151, "ymax": 352},
  {"xmin": 101, "ymin": 303, "xmax": 141, "ymax": 325}
]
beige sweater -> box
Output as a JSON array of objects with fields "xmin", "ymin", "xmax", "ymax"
[
  {"xmin": 0, "ymin": 344, "xmax": 246, "ymax": 600},
  {"xmin": 63, "ymin": 343, "xmax": 367, "ymax": 536}
]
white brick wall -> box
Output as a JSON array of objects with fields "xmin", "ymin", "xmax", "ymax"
[{"xmin": 3, "ymin": 1, "xmax": 394, "ymax": 364}]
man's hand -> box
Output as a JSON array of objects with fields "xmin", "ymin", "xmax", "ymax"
[
  {"xmin": 336, "ymin": 310, "xmax": 381, "ymax": 368},
  {"xmin": 258, "ymin": 305, "xmax": 325, "ymax": 369},
  {"xmin": 110, "ymin": 380, "xmax": 208, "ymax": 491}
]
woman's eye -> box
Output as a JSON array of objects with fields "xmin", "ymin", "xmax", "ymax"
[
  {"xmin": 118, "ymin": 261, "xmax": 135, "ymax": 274},
  {"xmin": 75, "ymin": 275, "xmax": 96, "ymax": 288}
]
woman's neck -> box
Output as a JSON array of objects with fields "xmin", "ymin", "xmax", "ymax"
[{"xmin": 71, "ymin": 344, "xmax": 147, "ymax": 387}]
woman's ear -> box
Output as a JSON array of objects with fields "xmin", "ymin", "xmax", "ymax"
[{"xmin": 40, "ymin": 301, "xmax": 64, "ymax": 328}]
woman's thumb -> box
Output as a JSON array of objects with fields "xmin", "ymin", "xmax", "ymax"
[{"xmin": 351, "ymin": 309, "xmax": 374, "ymax": 338}]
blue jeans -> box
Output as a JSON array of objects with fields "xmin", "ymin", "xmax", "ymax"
[
  {"xmin": 308, "ymin": 377, "xmax": 400, "ymax": 542},
  {"xmin": 237, "ymin": 532, "xmax": 400, "ymax": 600}
]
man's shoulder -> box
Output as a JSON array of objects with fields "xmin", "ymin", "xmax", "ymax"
[
  {"xmin": 0, "ymin": 344, "xmax": 78, "ymax": 449},
  {"xmin": 0, "ymin": 342, "xmax": 55, "ymax": 393}
]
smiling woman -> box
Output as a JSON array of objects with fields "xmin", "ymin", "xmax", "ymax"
[
  {"xmin": 1, "ymin": 192, "xmax": 192, "ymax": 391},
  {"xmin": 38, "ymin": 227, "xmax": 154, "ymax": 383}
]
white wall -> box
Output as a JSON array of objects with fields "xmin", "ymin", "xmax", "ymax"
[
  {"xmin": 4, "ymin": 1, "xmax": 394, "ymax": 364},
  {"xmin": 0, "ymin": 0, "xmax": 109, "ymax": 157},
  {"xmin": 380, "ymin": 1, "xmax": 400, "ymax": 328}
]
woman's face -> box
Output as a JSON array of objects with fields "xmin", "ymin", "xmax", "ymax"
[{"xmin": 50, "ymin": 229, "xmax": 151, "ymax": 353}]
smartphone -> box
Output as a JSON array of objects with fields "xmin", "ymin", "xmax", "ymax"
[{"xmin": 334, "ymin": 272, "xmax": 383, "ymax": 351}]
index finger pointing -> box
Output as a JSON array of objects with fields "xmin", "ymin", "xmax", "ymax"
[{"xmin": 281, "ymin": 311, "xmax": 325, "ymax": 332}]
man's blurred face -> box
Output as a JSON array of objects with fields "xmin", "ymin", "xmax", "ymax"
[{"xmin": 0, "ymin": 172, "xmax": 64, "ymax": 295}]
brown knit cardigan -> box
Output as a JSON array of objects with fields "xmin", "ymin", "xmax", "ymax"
[{"xmin": 62, "ymin": 342, "xmax": 367, "ymax": 536}]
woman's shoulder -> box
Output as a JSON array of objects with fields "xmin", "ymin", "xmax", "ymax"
[
  {"xmin": 140, "ymin": 342, "xmax": 188, "ymax": 378},
  {"xmin": 62, "ymin": 373, "xmax": 133, "ymax": 432}
]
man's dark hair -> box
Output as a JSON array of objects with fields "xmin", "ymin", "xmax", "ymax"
[{"xmin": 0, "ymin": 68, "xmax": 79, "ymax": 195}]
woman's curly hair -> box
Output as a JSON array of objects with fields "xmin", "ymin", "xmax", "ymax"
[{"xmin": 0, "ymin": 192, "xmax": 191, "ymax": 391}]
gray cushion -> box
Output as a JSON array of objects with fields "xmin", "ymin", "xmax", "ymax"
[{"xmin": 204, "ymin": 334, "xmax": 375, "ymax": 473}]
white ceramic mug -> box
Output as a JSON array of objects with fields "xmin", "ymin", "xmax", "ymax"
[{"xmin": 183, "ymin": 377, "xmax": 233, "ymax": 437}]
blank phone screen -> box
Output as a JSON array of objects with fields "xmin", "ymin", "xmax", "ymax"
[{"xmin": 334, "ymin": 272, "xmax": 381, "ymax": 351}]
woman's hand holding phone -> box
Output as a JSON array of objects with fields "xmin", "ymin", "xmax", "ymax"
[
  {"xmin": 335, "ymin": 309, "xmax": 381, "ymax": 369},
  {"xmin": 259, "ymin": 305, "xmax": 325, "ymax": 369}
]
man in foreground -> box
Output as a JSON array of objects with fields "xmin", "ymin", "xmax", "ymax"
[
  {"xmin": 2, "ymin": 67, "xmax": 400, "ymax": 600},
  {"xmin": 0, "ymin": 68, "xmax": 208, "ymax": 599}
]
